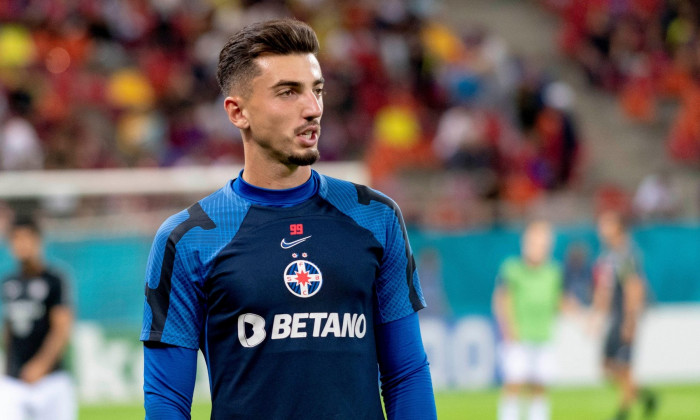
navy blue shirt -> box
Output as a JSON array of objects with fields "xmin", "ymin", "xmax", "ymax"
[
  {"xmin": 2, "ymin": 269, "xmax": 71, "ymax": 378},
  {"xmin": 141, "ymin": 170, "xmax": 429, "ymax": 419}
]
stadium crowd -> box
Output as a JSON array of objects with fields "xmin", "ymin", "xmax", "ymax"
[
  {"xmin": 541, "ymin": 0, "xmax": 700, "ymax": 163},
  {"xmin": 0, "ymin": 0, "xmax": 584, "ymax": 227}
]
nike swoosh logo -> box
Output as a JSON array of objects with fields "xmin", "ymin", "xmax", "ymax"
[{"xmin": 280, "ymin": 235, "xmax": 312, "ymax": 249}]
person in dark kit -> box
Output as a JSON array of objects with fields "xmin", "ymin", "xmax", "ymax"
[
  {"xmin": 592, "ymin": 211, "xmax": 657, "ymax": 420},
  {"xmin": 0, "ymin": 216, "xmax": 75, "ymax": 420}
]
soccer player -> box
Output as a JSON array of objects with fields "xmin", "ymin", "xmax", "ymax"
[
  {"xmin": 493, "ymin": 220, "xmax": 563, "ymax": 420},
  {"xmin": 592, "ymin": 211, "xmax": 656, "ymax": 420},
  {"xmin": 141, "ymin": 19, "xmax": 437, "ymax": 419},
  {"xmin": 0, "ymin": 216, "xmax": 76, "ymax": 420}
]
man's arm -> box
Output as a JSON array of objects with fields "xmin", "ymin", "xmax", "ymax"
[
  {"xmin": 376, "ymin": 312, "xmax": 437, "ymax": 420},
  {"xmin": 588, "ymin": 263, "xmax": 613, "ymax": 336},
  {"xmin": 3, "ymin": 320, "xmax": 9, "ymax": 350},
  {"xmin": 20, "ymin": 305, "xmax": 73, "ymax": 383},
  {"xmin": 493, "ymin": 284, "xmax": 517, "ymax": 341},
  {"xmin": 591, "ymin": 273, "xmax": 612, "ymax": 314},
  {"xmin": 143, "ymin": 342, "xmax": 198, "ymax": 420},
  {"xmin": 621, "ymin": 274, "xmax": 645, "ymax": 342}
]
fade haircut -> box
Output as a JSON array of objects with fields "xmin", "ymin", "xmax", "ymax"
[{"xmin": 216, "ymin": 18, "xmax": 320, "ymax": 97}]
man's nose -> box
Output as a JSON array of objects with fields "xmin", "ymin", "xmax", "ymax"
[{"xmin": 301, "ymin": 91, "xmax": 322, "ymax": 120}]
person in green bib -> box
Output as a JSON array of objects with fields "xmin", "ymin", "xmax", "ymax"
[{"xmin": 493, "ymin": 220, "xmax": 563, "ymax": 420}]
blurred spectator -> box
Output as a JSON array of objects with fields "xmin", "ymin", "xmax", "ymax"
[
  {"xmin": 633, "ymin": 170, "xmax": 680, "ymax": 221},
  {"xmin": 513, "ymin": 79, "xmax": 581, "ymax": 191},
  {"xmin": 365, "ymin": 89, "xmax": 437, "ymax": 183},
  {"xmin": 433, "ymin": 107, "xmax": 497, "ymax": 172},
  {"xmin": 546, "ymin": 0, "xmax": 700, "ymax": 163},
  {"xmin": 0, "ymin": 90, "xmax": 44, "ymax": 171},
  {"xmin": 668, "ymin": 81, "xmax": 700, "ymax": 162},
  {"xmin": 541, "ymin": 81, "xmax": 579, "ymax": 187}
]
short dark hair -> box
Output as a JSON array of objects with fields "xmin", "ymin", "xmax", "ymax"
[
  {"xmin": 11, "ymin": 214, "xmax": 41, "ymax": 236},
  {"xmin": 8, "ymin": 89, "xmax": 33, "ymax": 117},
  {"xmin": 216, "ymin": 18, "xmax": 320, "ymax": 96}
]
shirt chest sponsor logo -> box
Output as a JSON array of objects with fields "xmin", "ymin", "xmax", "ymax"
[
  {"xmin": 284, "ymin": 260, "xmax": 322, "ymax": 298},
  {"xmin": 28, "ymin": 278, "xmax": 49, "ymax": 300},
  {"xmin": 6, "ymin": 300, "xmax": 46, "ymax": 337},
  {"xmin": 3, "ymin": 279, "xmax": 49, "ymax": 338},
  {"xmin": 238, "ymin": 312, "xmax": 367, "ymax": 348},
  {"xmin": 280, "ymin": 235, "xmax": 311, "ymax": 249}
]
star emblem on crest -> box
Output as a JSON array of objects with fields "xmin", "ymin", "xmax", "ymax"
[
  {"xmin": 295, "ymin": 269, "xmax": 310, "ymax": 287},
  {"xmin": 283, "ymin": 259, "xmax": 323, "ymax": 298}
]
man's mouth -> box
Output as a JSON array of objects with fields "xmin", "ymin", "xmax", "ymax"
[{"xmin": 296, "ymin": 125, "xmax": 320, "ymax": 143}]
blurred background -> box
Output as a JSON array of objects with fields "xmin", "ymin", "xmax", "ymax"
[{"xmin": 0, "ymin": 0, "xmax": 699, "ymax": 418}]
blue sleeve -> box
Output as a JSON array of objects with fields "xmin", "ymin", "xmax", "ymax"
[
  {"xmin": 376, "ymin": 312, "xmax": 437, "ymax": 420},
  {"xmin": 141, "ymin": 207, "xmax": 212, "ymax": 349},
  {"xmin": 375, "ymin": 199, "xmax": 426, "ymax": 324},
  {"xmin": 144, "ymin": 343, "xmax": 198, "ymax": 420}
]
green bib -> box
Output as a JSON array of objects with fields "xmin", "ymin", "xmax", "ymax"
[{"xmin": 499, "ymin": 257, "xmax": 562, "ymax": 342}]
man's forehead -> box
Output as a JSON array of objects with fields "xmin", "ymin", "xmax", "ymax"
[{"xmin": 253, "ymin": 53, "xmax": 323, "ymax": 84}]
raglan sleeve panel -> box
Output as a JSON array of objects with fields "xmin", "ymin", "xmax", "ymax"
[
  {"xmin": 140, "ymin": 204, "xmax": 215, "ymax": 350},
  {"xmin": 373, "ymin": 194, "xmax": 426, "ymax": 324}
]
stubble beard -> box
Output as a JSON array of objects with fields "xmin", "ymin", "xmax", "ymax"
[
  {"xmin": 285, "ymin": 149, "xmax": 320, "ymax": 166},
  {"xmin": 249, "ymin": 125, "xmax": 322, "ymax": 167}
]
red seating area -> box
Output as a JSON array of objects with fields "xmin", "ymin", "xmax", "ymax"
[{"xmin": 541, "ymin": 0, "xmax": 700, "ymax": 163}]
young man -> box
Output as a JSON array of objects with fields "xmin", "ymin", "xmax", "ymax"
[
  {"xmin": 0, "ymin": 216, "xmax": 75, "ymax": 420},
  {"xmin": 141, "ymin": 19, "xmax": 437, "ymax": 419},
  {"xmin": 592, "ymin": 211, "xmax": 656, "ymax": 420},
  {"xmin": 493, "ymin": 221, "xmax": 563, "ymax": 420}
]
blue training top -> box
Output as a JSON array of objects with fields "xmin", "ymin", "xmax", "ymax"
[{"xmin": 141, "ymin": 170, "xmax": 433, "ymax": 419}]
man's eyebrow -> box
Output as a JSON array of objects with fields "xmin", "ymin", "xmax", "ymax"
[
  {"xmin": 270, "ymin": 78, "xmax": 325, "ymax": 90},
  {"xmin": 271, "ymin": 80, "xmax": 301, "ymax": 90}
]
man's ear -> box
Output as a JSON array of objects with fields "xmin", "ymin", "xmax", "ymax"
[{"xmin": 224, "ymin": 96, "xmax": 249, "ymax": 129}]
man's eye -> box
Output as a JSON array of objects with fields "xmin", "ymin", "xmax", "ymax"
[
  {"xmin": 280, "ymin": 90, "xmax": 293, "ymax": 97},
  {"xmin": 314, "ymin": 88, "xmax": 325, "ymax": 96}
]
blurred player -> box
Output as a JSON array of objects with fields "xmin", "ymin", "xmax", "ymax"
[
  {"xmin": 0, "ymin": 216, "xmax": 75, "ymax": 420},
  {"xmin": 563, "ymin": 242, "xmax": 593, "ymax": 308},
  {"xmin": 592, "ymin": 211, "xmax": 657, "ymax": 420},
  {"xmin": 493, "ymin": 220, "xmax": 563, "ymax": 420},
  {"xmin": 141, "ymin": 18, "xmax": 437, "ymax": 419}
]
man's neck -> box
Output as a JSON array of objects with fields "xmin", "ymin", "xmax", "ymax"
[
  {"xmin": 241, "ymin": 163, "xmax": 312, "ymax": 190},
  {"xmin": 20, "ymin": 259, "xmax": 43, "ymax": 277},
  {"xmin": 610, "ymin": 235, "xmax": 628, "ymax": 251}
]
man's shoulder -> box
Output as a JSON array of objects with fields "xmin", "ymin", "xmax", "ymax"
[
  {"xmin": 500, "ymin": 256, "xmax": 523, "ymax": 272},
  {"xmin": 41, "ymin": 267, "xmax": 68, "ymax": 284},
  {"xmin": 543, "ymin": 260, "xmax": 563, "ymax": 275},
  {"xmin": 150, "ymin": 183, "xmax": 252, "ymax": 265},
  {"xmin": 155, "ymin": 184, "xmax": 242, "ymax": 236},
  {"xmin": 1, "ymin": 271, "xmax": 18, "ymax": 283},
  {"xmin": 626, "ymin": 242, "xmax": 644, "ymax": 262},
  {"xmin": 0, "ymin": 272, "xmax": 20, "ymax": 297},
  {"xmin": 318, "ymin": 173, "xmax": 399, "ymax": 213},
  {"xmin": 317, "ymin": 173, "xmax": 356, "ymax": 197}
]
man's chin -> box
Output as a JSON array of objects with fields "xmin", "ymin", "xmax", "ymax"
[{"xmin": 286, "ymin": 151, "xmax": 320, "ymax": 166}]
